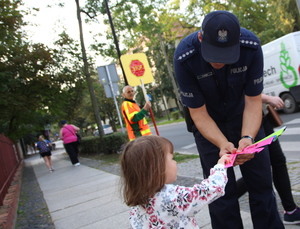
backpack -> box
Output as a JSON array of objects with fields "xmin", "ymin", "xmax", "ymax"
[{"xmin": 39, "ymin": 141, "xmax": 49, "ymax": 153}]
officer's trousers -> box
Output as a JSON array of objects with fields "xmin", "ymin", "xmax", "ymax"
[{"xmin": 193, "ymin": 120, "xmax": 284, "ymax": 229}]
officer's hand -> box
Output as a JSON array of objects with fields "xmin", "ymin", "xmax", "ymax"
[
  {"xmin": 234, "ymin": 138, "xmax": 255, "ymax": 165},
  {"xmin": 219, "ymin": 141, "xmax": 236, "ymax": 157},
  {"xmin": 143, "ymin": 101, "xmax": 151, "ymax": 111}
]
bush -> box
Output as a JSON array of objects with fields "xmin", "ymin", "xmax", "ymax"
[
  {"xmin": 170, "ymin": 110, "xmax": 181, "ymax": 120},
  {"xmin": 79, "ymin": 132, "xmax": 128, "ymax": 155}
]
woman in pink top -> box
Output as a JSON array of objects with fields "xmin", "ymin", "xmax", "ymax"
[{"xmin": 59, "ymin": 120, "xmax": 81, "ymax": 166}]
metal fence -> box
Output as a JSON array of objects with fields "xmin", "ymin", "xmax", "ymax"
[{"xmin": 0, "ymin": 134, "xmax": 22, "ymax": 206}]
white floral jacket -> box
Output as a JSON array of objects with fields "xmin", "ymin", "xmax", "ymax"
[{"xmin": 129, "ymin": 164, "xmax": 228, "ymax": 228}]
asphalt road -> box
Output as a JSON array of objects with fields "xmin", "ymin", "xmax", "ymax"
[
  {"xmin": 151, "ymin": 111, "xmax": 300, "ymax": 161},
  {"xmin": 55, "ymin": 111, "xmax": 300, "ymax": 160}
]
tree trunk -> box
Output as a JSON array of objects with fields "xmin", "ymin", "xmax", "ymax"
[
  {"xmin": 158, "ymin": 33, "xmax": 183, "ymax": 112},
  {"xmin": 75, "ymin": 0, "xmax": 104, "ymax": 137}
]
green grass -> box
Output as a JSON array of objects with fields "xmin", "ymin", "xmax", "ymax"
[
  {"xmin": 82, "ymin": 151, "xmax": 199, "ymax": 164},
  {"xmin": 17, "ymin": 209, "xmax": 26, "ymax": 215},
  {"xmin": 287, "ymin": 161, "xmax": 300, "ymax": 165},
  {"xmin": 155, "ymin": 118, "xmax": 185, "ymax": 126},
  {"xmin": 173, "ymin": 152, "xmax": 199, "ymax": 163},
  {"xmin": 145, "ymin": 115, "xmax": 185, "ymax": 126}
]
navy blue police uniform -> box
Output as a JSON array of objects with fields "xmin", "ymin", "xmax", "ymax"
[{"xmin": 174, "ymin": 28, "xmax": 284, "ymax": 229}]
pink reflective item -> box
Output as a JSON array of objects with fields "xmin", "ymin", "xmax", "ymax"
[
  {"xmin": 224, "ymin": 126, "xmax": 286, "ymax": 168},
  {"xmin": 224, "ymin": 136, "xmax": 274, "ymax": 168}
]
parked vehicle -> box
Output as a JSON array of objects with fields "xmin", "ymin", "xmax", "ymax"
[
  {"xmin": 262, "ymin": 31, "xmax": 300, "ymax": 113},
  {"xmin": 93, "ymin": 124, "xmax": 114, "ymax": 136}
]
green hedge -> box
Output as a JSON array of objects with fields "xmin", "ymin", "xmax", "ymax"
[
  {"xmin": 79, "ymin": 132, "xmax": 128, "ymax": 155},
  {"xmin": 170, "ymin": 110, "xmax": 181, "ymax": 120}
]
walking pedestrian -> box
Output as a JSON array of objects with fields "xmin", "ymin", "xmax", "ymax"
[
  {"xmin": 59, "ymin": 120, "xmax": 80, "ymax": 166},
  {"xmin": 36, "ymin": 135, "xmax": 54, "ymax": 172}
]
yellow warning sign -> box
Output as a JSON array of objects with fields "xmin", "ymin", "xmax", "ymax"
[{"xmin": 120, "ymin": 53, "xmax": 154, "ymax": 86}]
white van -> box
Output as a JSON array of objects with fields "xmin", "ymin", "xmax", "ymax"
[{"xmin": 262, "ymin": 31, "xmax": 300, "ymax": 113}]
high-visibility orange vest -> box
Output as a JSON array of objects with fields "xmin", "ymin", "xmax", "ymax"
[{"xmin": 121, "ymin": 100, "xmax": 152, "ymax": 141}]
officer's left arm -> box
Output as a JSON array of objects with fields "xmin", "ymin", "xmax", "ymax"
[
  {"xmin": 235, "ymin": 34, "xmax": 264, "ymax": 165},
  {"xmin": 234, "ymin": 94, "xmax": 262, "ymax": 165},
  {"xmin": 241, "ymin": 94, "xmax": 262, "ymax": 141}
]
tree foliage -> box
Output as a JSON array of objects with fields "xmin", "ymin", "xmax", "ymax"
[
  {"xmin": 182, "ymin": 0, "xmax": 300, "ymax": 44},
  {"xmin": 0, "ymin": 0, "xmax": 86, "ymax": 141},
  {"xmin": 1, "ymin": 0, "xmax": 299, "ymax": 141},
  {"xmin": 0, "ymin": 0, "xmax": 54, "ymax": 140},
  {"xmin": 85, "ymin": 0, "xmax": 192, "ymax": 112}
]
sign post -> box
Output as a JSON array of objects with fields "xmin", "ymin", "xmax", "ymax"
[
  {"xmin": 140, "ymin": 79, "xmax": 159, "ymax": 136},
  {"xmin": 97, "ymin": 64, "xmax": 125, "ymax": 134}
]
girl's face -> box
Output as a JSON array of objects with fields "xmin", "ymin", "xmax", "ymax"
[{"xmin": 165, "ymin": 146, "xmax": 177, "ymax": 184}]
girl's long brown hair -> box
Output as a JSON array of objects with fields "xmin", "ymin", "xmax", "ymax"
[{"xmin": 120, "ymin": 135, "xmax": 173, "ymax": 206}]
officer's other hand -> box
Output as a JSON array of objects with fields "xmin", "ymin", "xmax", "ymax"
[
  {"xmin": 234, "ymin": 153, "xmax": 255, "ymax": 166},
  {"xmin": 234, "ymin": 138, "xmax": 255, "ymax": 165},
  {"xmin": 238, "ymin": 137, "xmax": 253, "ymax": 151}
]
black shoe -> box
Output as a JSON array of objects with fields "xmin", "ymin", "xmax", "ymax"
[{"xmin": 283, "ymin": 207, "xmax": 300, "ymax": 225}]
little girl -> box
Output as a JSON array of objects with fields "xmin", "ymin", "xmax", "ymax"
[{"xmin": 120, "ymin": 135, "xmax": 230, "ymax": 228}]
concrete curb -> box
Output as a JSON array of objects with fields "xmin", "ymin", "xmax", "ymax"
[{"xmin": 0, "ymin": 161, "xmax": 23, "ymax": 229}]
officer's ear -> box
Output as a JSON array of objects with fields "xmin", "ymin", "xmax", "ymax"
[{"xmin": 198, "ymin": 31, "xmax": 203, "ymax": 43}]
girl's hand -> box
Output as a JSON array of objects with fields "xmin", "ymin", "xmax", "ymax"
[{"xmin": 217, "ymin": 154, "xmax": 232, "ymax": 166}]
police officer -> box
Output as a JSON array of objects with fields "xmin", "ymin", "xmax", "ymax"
[{"xmin": 174, "ymin": 11, "xmax": 284, "ymax": 229}]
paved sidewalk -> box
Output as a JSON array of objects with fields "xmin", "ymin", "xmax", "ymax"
[
  {"xmin": 26, "ymin": 149, "xmax": 129, "ymax": 229},
  {"xmin": 25, "ymin": 147, "xmax": 300, "ymax": 229}
]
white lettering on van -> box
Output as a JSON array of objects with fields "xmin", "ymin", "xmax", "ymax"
[
  {"xmin": 263, "ymin": 66, "xmax": 276, "ymax": 77},
  {"xmin": 254, "ymin": 76, "xmax": 263, "ymax": 85}
]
